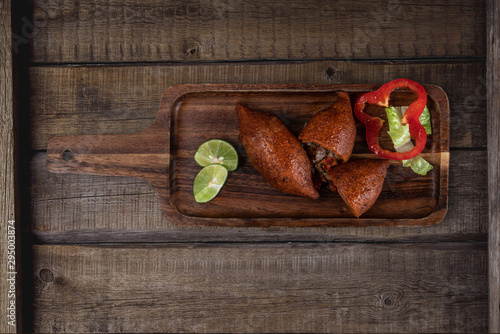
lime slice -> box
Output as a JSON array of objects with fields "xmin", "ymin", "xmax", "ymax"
[
  {"xmin": 193, "ymin": 165, "xmax": 228, "ymax": 203},
  {"xmin": 194, "ymin": 139, "xmax": 238, "ymax": 171}
]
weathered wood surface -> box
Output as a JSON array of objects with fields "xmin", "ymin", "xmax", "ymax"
[
  {"xmin": 29, "ymin": 61, "xmax": 485, "ymax": 151},
  {"xmin": 30, "ymin": 0, "xmax": 485, "ymax": 63},
  {"xmin": 0, "ymin": 0, "xmax": 20, "ymax": 332},
  {"xmin": 15, "ymin": 0, "xmax": 491, "ymax": 332},
  {"xmin": 487, "ymin": 0, "xmax": 500, "ymax": 331},
  {"xmin": 30, "ymin": 150, "xmax": 486, "ymax": 243},
  {"xmin": 30, "ymin": 243, "xmax": 487, "ymax": 333}
]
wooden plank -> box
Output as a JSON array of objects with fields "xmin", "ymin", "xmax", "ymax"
[
  {"xmin": 30, "ymin": 0, "xmax": 485, "ymax": 63},
  {"xmin": 30, "ymin": 149, "xmax": 487, "ymax": 243},
  {"xmin": 487, "ymin": 0, "xmax": 500, "ymax": 332},
  {"xmin": 0, "ymin": 0, "xmax": 20, "ymax": 333},
  {"xmin": 30, "ymin": 243, "xmax": 487, "ymax": 333},
  {"xmin": 29, "ymin": 60, "xmax": 486, "ymax": 151}
]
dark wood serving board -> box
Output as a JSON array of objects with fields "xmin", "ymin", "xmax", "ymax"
[{"xmin": 46, "ymin": 84, "xmax": 449, "ymax": 227}]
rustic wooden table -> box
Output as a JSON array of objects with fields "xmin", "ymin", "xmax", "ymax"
[{"xmin": 1, "ymin": 0, "xmax": 498, "ymax": 333}]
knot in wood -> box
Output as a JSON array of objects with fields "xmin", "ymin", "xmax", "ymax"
[
  {"xmin": 183, "ymin": 41, "xmax": 200, "ymax": 57},
  {"xmin": 39, "ymin": 269, "xmax": 54, "ymax": 283},
  {"xmin": 326, "ymin": 67, "xmax": 343, "ymax": 83},
  {"xmin": 379, "ymin": 289, "xmax": 406, "ymax": 312},
  {"xmin": 381, "ymin": 294, "xmax": 396, "ymax": 309},
  {"xmin": 61, "ymin": 149, "xmax": 73, "ymax": 161}
]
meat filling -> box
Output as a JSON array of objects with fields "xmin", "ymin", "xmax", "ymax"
[{"xmin": 303, "ymin": 142, "xmax": 343, "ymax": 190}]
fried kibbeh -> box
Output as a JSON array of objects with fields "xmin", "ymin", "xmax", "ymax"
[
  {"xmin": 299, "ymin": 92, "xmax": 356, "ymax": 181},
  {"xmin": 326, "ymin": 159, "xmax": 389, "ymax": 217},
  {"xmin": 237, "ymin": 104, "xmax": 319, "ymax": 200}
]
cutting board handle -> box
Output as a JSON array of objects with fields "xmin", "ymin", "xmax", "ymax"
[{"xmin": 46, "ymin": 129, "xmax": 169, "ymax": 181}]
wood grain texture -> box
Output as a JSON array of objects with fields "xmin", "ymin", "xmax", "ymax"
[
  {"xmin": 0, "ymin": 0, "xmax": 19, "ymax": 332},
  {"xmin": 29, "ymin": 60, "xmax": 486, "ymax": 151},
  {"xmin": 487, "ymin": 0, "xmax": 500, "ymax": 331},
  {"xmin": 29, "ymin": 0, "xmax": 485, "ymax": 63},
  {"xmin": 18, "ymin": 2, "xmax": 491, "ymax": 332},
  {"xmin": 31, "ymin": 243, "xmax": 487, "ymax": 333},
  {"xmin": 30, "ymin": 150, "xmax": 486, "ymax": 243}
]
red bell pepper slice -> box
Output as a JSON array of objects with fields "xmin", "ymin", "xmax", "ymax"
[{"xmin": 354, "ymin": 78, "xmax": 428, "ymax": 160}]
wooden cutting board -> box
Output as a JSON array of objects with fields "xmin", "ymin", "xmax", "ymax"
[{"xmin": 46, "ymin": 84, "xmax": 449, "ymax": 227}]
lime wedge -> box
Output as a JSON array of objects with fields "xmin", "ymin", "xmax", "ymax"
[
  {"xmin": 194, "ymin": 139, "xmax": 238, "ymax": 171},
  {"xmin": 193, "ymin": 165, "xmax": 228, "ymax": 203}
]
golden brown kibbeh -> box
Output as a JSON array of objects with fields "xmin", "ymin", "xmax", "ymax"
[
  {"xmin": 327, "ymin": 159, "xmax": 389, "ymax": 217},
  {"xmin": 237, "ymin": 104, "xmax": 319, "ymax": 200},
  {"xmin": 299, "ymin": 92, "xmax": 356, "ymax": 175}
]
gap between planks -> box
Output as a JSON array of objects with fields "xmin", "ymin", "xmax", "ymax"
[{"xmin": 26, "ymin": 56, "xmax": 486, "ymax": 67}]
